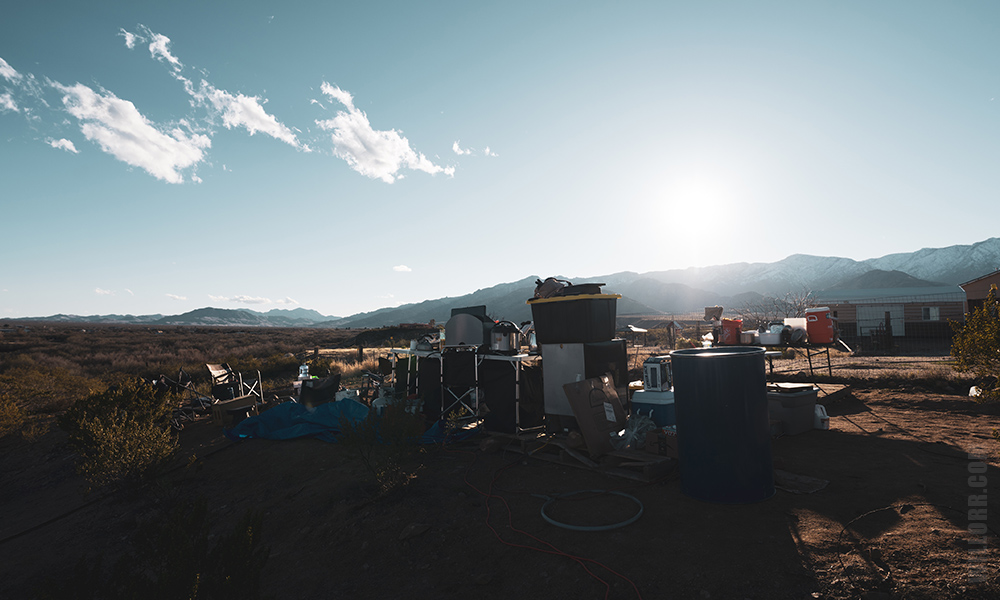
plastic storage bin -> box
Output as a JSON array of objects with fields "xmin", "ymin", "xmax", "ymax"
[
  {"xmin": 528, "ymin": 294, "xmax": 620, "ymax": 344},
  {"xmin": 767, "ymin": 385, "xmax": 818, "ymax": 435}
]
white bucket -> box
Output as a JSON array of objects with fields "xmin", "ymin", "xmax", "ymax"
[{"xmin": 814, "ymin": 404, "xmax": 830, "ymax": 430}]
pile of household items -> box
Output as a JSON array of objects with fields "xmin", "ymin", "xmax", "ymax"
[
  {"xmin": 704, "ymin": 305, "xmax": 839, "ymax": 347},
  {"xmin": 224, "ymin": 277, "xmax": 834, "ymax": 500}
]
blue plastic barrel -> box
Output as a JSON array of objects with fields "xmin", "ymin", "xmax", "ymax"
[{"xmin": 670, "ymin": 347, "xmax": 774, "ymax": 503}]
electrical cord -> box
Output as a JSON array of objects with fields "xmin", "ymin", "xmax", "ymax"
[
  {"xmin": 535, "ymin": 489, "xmax": 644, "ymax": 532},
  {"xmin": 452, "ymin": 447, "xmax": 644, "ymax": 600}
]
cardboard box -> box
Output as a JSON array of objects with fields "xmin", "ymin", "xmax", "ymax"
[{"xmin": 562, "ymin": 374, "xmax": 626, "ymax": 458}]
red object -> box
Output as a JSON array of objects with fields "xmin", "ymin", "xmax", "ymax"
[
  {"xmin": 805, "ymin": 307, "xmax": 836, "ymax": 344},
  {"xmin": 721, "ymin": 318, "xmax": 742, "ymax": 345}
]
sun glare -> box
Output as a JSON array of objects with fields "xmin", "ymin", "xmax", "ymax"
[{"xmin": 644, "ymin": 171, "xmax": 744, "ymax": 264}]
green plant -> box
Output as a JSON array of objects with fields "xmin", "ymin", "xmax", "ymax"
[
  {"xmin": 58, "ymin": 377, "xmax": 178, "ymax": 488},
  {"xmin": 951, "ymin": 285, "xmax": 1000, "ymax": 401}
]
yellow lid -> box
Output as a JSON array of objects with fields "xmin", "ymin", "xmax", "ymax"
[{"xmin": 526, "ymin": 293, "xmax": 622, "ymax": 305}]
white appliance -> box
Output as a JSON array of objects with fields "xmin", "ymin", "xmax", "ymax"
[{"xmin": 642, "ymin": 355, "xmax": 672, "ymax": 391}]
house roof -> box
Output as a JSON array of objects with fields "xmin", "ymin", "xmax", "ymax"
[
  {"xmin": 959, "ymin": 269, "xmax": 1000, "ymax": 289},
  {"xmin": 814, "ymin": 286, "xmax": 965, "ymax": 304}
]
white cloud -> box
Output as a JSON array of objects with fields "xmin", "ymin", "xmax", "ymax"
[
  {"xmin": 393, "ymin": 265, "xmax": 412, "ymax": 272},
  {"xmin": 53, "ymin": 82, "xmax": 210, "ymax": 183},
  {"xmin": 200, "ymin": 84, "xmax": 300, "ymax": 147},
  {"xmin": 120, "ymin": 29, "xmax": 137, "ymax": 50},
  {"xmin": 121, "ymin": 26, "xmax": 299, "ymax": 150},
  {"xmin": 147, "ymin": 32, "xmax": 182, "ymax": 70},
  {"xmin": 0, "ymin": 92, "xmax": 16, "ymax": 112},
  {"xmin": 125, "ymin": 289, "xmax": 134, "ymax": 296},
  {"xmin": 47, "ymin": 138, "xmax": 78, "ymax": 153},
  {"xmin": 315, "ymin": 82, "xmax": 455, "ymax": 183},
  {"xmin": 275, "ymin": 297, "xmax": 299, "ymax": 305},
  {"xmin": 209, "ymin": 294, "xmax": 271, "ymax": 305},
  {"xmin": 95, "ymin": 288, "xmax": 114, "ymax": 296},
  {"xmin": 166, "ymin": 293, "xmax": 187, "ymax": 301},
  {"xmin": 0, "ymin": 57, "xmax": 20, "ymax": 82},
  {"xmin": 453, "ymin": 140, "xmax": 497, "ymax": 158}
]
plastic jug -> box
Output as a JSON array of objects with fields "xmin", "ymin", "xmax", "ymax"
[{"xmin": 814, "ymin": 404, "xmax": 830, "ymax": 430}]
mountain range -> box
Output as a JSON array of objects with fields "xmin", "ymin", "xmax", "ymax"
[{"xmin": 8, "ymin": 238, "xmax": 999, "ymax": 328}]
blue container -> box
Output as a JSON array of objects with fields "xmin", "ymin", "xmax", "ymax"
[
  {"xmin": 670, "ymin": 347, "xmax": 774, "ymax": 503},
  {"xmin": 631, "ymin": 389, "xmax": 675, "ymax": 427}
]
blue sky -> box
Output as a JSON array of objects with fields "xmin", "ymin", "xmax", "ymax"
[{"xmin": 2, "ymin": 1, "xmax": 998, "ymax": 319}]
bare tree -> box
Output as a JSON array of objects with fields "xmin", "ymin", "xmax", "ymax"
[{"xmin": 736, "ymin": 289, "xmax": 815, "ymax": 331}]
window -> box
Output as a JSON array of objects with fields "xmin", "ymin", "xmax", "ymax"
[{"xmin": 922, "ymin": 307, "xmax": 940, "ymax": 321}]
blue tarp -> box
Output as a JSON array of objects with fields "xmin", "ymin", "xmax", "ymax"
[
  {"xmin": 223, "ymin": 399, "xmax": 481, "ymax": 444},
  {"xmin": 224, "ymin": 399, "xmax": 370, "ymax": 443}
]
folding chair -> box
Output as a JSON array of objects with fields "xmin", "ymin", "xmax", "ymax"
[
  {"xmin": 206, "ymin": 363, "xmax": 262, "ymax": 402},
  {"xmin": 440, "ymin": 347, "xmax": 479, "ymax": 420}
]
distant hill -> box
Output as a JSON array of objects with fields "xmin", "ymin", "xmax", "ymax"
[
  {"xmin": 241, "ymin": 307, "xmax": 334, "ymax": 322},
  {"xmin": 825, "ymin": 269, "xmax": 946, "ymax": 290},
  {"xmin": 9, "ymin": 237, "xmax": 999, "ymax": 327}
]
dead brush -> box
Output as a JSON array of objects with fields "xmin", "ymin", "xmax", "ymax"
[
  {"xmin": 326, "ymin": 354, "xmax": 381, "ymax": 385},
  {"xmin": 336, "ymin": 397, "xmax": 426, "ymax": 495}
]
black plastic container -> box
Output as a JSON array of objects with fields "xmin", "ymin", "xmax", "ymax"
[
  {"xmin": 670, "ymin": 346, "xmax": 774, "ymax": 504},
  {"xmin": 528, "ymin": 294, "xmax": 620, "ymax": 344}
]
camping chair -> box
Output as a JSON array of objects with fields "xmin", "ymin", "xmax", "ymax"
[
  {"xmin": 206, "ymin": 363, "xmax": 262, "ymax": 402},
  {"xmin": 440, "ymin": 347, "xmax": 479, "ymax": 420},
  {"xmin": 298, "ymin": 373, "xmax": 341, "ymax": 409}
]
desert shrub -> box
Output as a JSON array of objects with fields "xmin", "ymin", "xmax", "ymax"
[
  {"xmin": 951, "ymin": 285, "xmax": 1000, "ymax": 401},
  {"xmin": 0, "ymin": 364, "xmax": 100, "ymax": 415},
  {"xmin": 37, "ymin": 499, "xmax": 269, "ymax": 600},
  {"xmin": 257, "ymin": 353, "xmax": 300, "ymax": 381},
  {"xmin": 674, "ymin": 336, "xmax": 700, "ymax": 349},
  {"xmin": 337, "ymin": 399, "xmax": 425, "ymax": 494},
  {"xmin": 0, "ymin": 393, "xmax": 27, "ymax": 438},
  {"xmin": 58, "ymin": 377, "xmax": 177, "ymax": 488}
]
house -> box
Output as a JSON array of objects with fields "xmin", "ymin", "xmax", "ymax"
[
  {"xmin": 959, "ymin": 269, "xmax": 1000, "ymax": 313},
  {"xmin": 813, "ymin": 285, "xmax": 965, "ymax": 347}
]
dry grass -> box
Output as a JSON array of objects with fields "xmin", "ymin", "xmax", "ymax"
[
  {"xmin": 0, "ymin": 324, "xmax": 359, "ymax": 420},
  {"xmin": 627, "ymin": 344, "xmax": 974, "ymax": 391}
]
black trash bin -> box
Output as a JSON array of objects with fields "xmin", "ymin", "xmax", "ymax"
[{"xmin": 670, "ymin": 346, "xmax": 774, "ymax": 503}]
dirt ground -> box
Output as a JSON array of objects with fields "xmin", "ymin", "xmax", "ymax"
[{"xmin": 2, "ymin": 381, "xmax": 999, "ymax": 599}]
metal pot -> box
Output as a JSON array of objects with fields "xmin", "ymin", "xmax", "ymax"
[{"xmin": 490, "ymin": 321, "xmax": 520, "ymax": 354}]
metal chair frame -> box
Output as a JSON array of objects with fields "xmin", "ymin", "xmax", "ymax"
[{"xmin": 440, "ymin": 347, "xmax": 480, "ymax": 419}]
